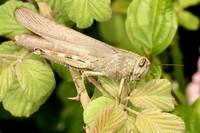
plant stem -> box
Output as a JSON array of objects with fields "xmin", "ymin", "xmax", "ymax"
[
  {"xmin": 121, "ymin": 104, "xmax": 140, "ymax": 115},
  {"xmin": 38, "ymin": 2, "xmax": 53, "ymax": 19},
  {"xmin": 11, "ymin": 51, "xmax": 30, "ymax": 66},
  {"xmin": 121, "ymin": 97, "xmax": 130, "ymax": 102},
  {"xmin": 0, "ymin": 54, "xmax": 20, "ymax": 59}
]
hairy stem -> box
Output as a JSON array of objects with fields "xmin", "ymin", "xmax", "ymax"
[
  {"xmin": 0, "ymin": 54, "xmax": 20, "ymax": 59},
  {"xmin": 121, "ymin": 97, "xmax": 130, "ymax": 102},
  {"xmin": 121, "ymin": 104, "xmax": 140, "ymax": 115},
  {"xmin": 11, "ymin": 51, "xmax": 30, "ymax": 66}
]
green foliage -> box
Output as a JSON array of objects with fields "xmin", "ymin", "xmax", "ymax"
[
  {"xmin": 90, "ymin": 104, "xmax": 128, "ymax": 133},
  {"xmin": 0, "ymin": 1, "xmax": 36, "ymax": 38},
  {"xmin": 174, "ymin": 0, "xmax": 200, "ymax": 30},
  {"xmin": 136, "ymin": 109, "xmax": 185, "ymax": 133},
  {"xmin": 0, "ymin": 0, "xmax": 198, "ymax": 132},
  {"xmin": 0, "ymin": 41, "xmax": 55, "ymax": 117},
  {"xmin": 65, "ymin": 0, "xmax": 112, "ymax": 28},
  {"xmin": 126, "ymin": 0, "xmax": 177, "ymax": 56},
  {"xmin": 173, "ymin": 103, "xmax": 200, "ymax": 133},
  {"xmin": 177, "ymin": 10, "xmax": 199, "ymax": 30},
  {"xmin": 98, "ymin": 14, "xmax": 134, "ymax": 51},
  {"xmin": 15, "ymin": 59, "xmax": 55, "ymax": 102},
  {"xmin": 0, "ymin": 63, "xmax": 15, "ymax": 101},
  {"xmin": 130, "ymin": 79, "xmax": 175, "ymax": 111},
  {"xmin": 98, "ymin": 77, "xmax": 127, "ymax": 98},
  {"xmin": 84, "ymin": 97, "xmax": 114, "ymax": 127},
  {"xmin": 117, "ymin": 116, "xmax": 138, "ymax": 133},
  {"xmin": 50, "ymin": 61, "xmax": 73, "ymax": 81},
  {"xmin": 48, "ymin": 0, "xmax": 73, "ymax": 26}
]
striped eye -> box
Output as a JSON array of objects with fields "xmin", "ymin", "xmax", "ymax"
[{"xmin": 138, "ymin": 58, "xmax": 146, "ymax": 67}]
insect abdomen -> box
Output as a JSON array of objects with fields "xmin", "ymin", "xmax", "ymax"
[{"xmin": 13, "ymin": 34, "xmax": 54, "ymax": 51}]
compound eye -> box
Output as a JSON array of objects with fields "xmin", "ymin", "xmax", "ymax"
[{"xmin": 139, "ymin": 58, "xmax": 146, "ymax": 67}]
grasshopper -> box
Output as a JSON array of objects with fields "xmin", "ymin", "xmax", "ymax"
[{"xmin": 13, "ymin": 7, "xmax": 150, "ymax": 97}]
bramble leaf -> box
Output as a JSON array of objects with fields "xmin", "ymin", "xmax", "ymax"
[
  {"xmin": 130, "ymin": 79, "xmax": 175, "ymax": 111},
  {"xmin": 135, "ymin": 109, "xmax": 185, "ymax": 133},
  {"xmin": 48, "ymin": 0, "xmax": 73, "ymax": 26},
  {"xmin": 0, "ymin": 41, "xmax": 23, "ymax": 55},
  {"xmin": 91, "ymin": 104, "xmax": 128, "ymax": 133},
  {"xmin": 3, "ymin": 78, "xmax": 52, "ymax": 117},
  {"xmin": 98, "ymin": 77, "xmax": 127, "ymax": 98},
  {"xmin": 117, "ymin": 116, "xmax": 139, "ymax": 133},
  {"xmin": 84, "ymin": 96, "xmax": 114, "ymax": 127},
  {"xmin": 15, "ymin": 59, "xmax": 55, "ymax": 102},
  {"xmin": 65, "ymin": 0, "xmax": 112, "ymax": 28},
  {"xmin": 0, "ymin": 1, "xmax": 36, "ymax": 38},
  {"xmin": 0, "ymin": 64, "xmax": 15, "ymax": 101},
  {"xmin": 173, "ymin": 105, "xmax": 200, "ymax": 132}
]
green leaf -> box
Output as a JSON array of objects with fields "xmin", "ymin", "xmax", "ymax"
[
  {"xmin": 56, "ymin": 81, "xmax": 76, "ymax": 102},
  {"xmin": 0, "ymin": 41, "xmax": 44, "ymax": 62},
  {"xmin": 193, "ymin": 98, "xmax": 200, "ymax": 113},
  {"xmin": 2, "ymin": 78, "xmax": 52, "ymax": 117},
  {"xmin": 178, "ymin": 10, "xmax": 200, "ymax": 31},
  {"xmin": 0, "ymin": 41, "xmax": 23, "ymax": 54},
  {"xmin": 91, "ymin": 104, "xmax": 128, "ymax": 133},
  {"xmin": 178, "ymin": 0, "xmax": 200, "ymax": 8},
  {"xmin": 98, "ymin": 77, "xmax": 127, "ymax": 98},
  {"xmin": 144, "ymin": 64, "xmax": 162, "ymax": 81},
  {"xmin": 130, "ymin": 79, "xmax": 175, "ymax": 111},
  {"xmin": 126, "ymin": 0, "xmax": 177, "ymax": 55},
  {"xmin": 98, "ymin": 14, "xmax": 134, "ymax": 51},
  {"xmin": 136, "ymin": 109, "xmax": 185, "ymax": 133},
  {"xmin": 169, "ymin": 37, "xmax": 187, "ymax": 92},
  {"xmin": 117, "ymin": 116, "xmax": 139, "ymax": 133},
  {"xmin": 84, "ymin": 96, "xmax": 114, "ymax": 127},
  {"xmin": 55, "ymin": 81, "xmax": 84, "ymax": 133},
  {"xmin": 0, "ymin": 64, "xmax": 15, "ymax": 101},
  {"xmin": 15, "ymin": 59, "xmax": 55, "ymax": 102},
  {"xmin": 65, "ymin": 0, "xmax": 112, "ymax": 28},
  {"xmin": 111, "ymin": 0, "xmax": 130, "ymax": 14},
  {"xmin": 48, "ymin": 0, "xmax": 74, "ymax": 26},
  {"xmin": 50, "ymin": 61, "xmax": 73, "ymax": 81},
  {"xmin": 0, "ymin": 1, "xmax": 37, "ymax": 38},
  {"xmin": 173, "ymin": 105, "xmax": 199, "ymax": 133}
]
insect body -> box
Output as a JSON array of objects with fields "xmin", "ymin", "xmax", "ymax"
[{"xmin": 13, "ymin": 7, "xmax": 150, "ymax": 82}]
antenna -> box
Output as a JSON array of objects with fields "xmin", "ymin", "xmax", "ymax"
[{"xmin": 149, "ymin": 64, "xmax": 184, "ymax": 67}]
